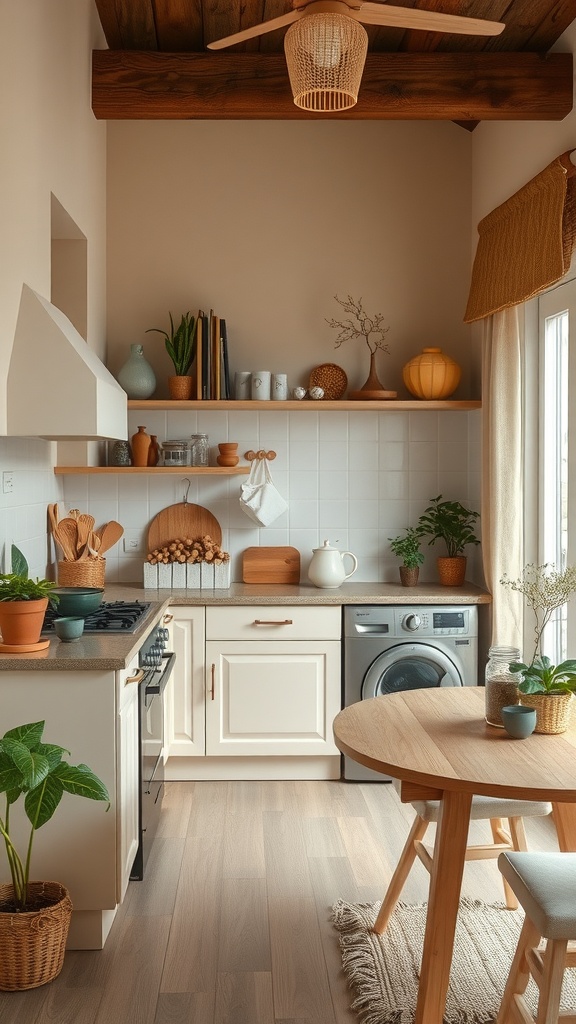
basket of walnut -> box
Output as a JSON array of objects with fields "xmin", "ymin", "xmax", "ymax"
[{"xmin": 144, "ymin": 535, "xmax": 231, "ymax": 589}]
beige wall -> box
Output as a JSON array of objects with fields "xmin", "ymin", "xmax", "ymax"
[{"xmin": 106, "ymin": 119, "xmax": 474, "ymax": 399}]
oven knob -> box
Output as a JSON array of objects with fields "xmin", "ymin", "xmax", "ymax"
[{"xmin": 403, "ymin": 613, "xmax": 421, "ymax": 632}]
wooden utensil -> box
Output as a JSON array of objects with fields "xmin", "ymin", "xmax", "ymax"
[
  {"xmin": 242, "ymin": 546, "xmax": 301, "ymax": 584},
  {"xmin": 147, "ymin": 502, "xmax": 222, "ymax": 553},
  {"xmin": 53, "ymin": 519, "xmax": 79, "ymax": 561},
  {"xmin": 47, "ymin": 503, "xmax": 59, "ymax": 536},
  {"xmin": 76, "ymin": 514, "xmax": 95, "ymax": 554},
  {"xmin": 98, "ymin": 520, "xmax": 124, "ymax": 554}
]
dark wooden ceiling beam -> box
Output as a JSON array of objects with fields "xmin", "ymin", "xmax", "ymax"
[{"xmin": 92, "ymin": 50, "xmax": 572, "ymax": 121}]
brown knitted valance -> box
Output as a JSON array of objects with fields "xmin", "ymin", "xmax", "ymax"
[{"xmin": 464, "ymin": 151, "xmax": 576, "ymax": 324}]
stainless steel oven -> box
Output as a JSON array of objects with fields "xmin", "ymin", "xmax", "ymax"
[{"xmin": 130, "ymin": 615, "xmax": 175, "ymax": 880}]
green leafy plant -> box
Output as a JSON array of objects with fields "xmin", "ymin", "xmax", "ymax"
[
  {"xmin": 501, "ymin": 563, "xmax": 576, "ymax": 694},
  {"xmin": 146, "ymin": 311, "xmax": 197, "ymax": 376},
  {"xmin": 416, "ymin": 495, "xmax": 480, "ymax": 558},
  {"xmin": 0, "ymin": 545, "xmax": 58, "ymax": 603},
  {"xmin": 389, "ymin": 528, "xmax": 425, "ymax": 569},
  {"xmin": 0, "ymin": 721, "xmax": 109, "ymax": 911}
]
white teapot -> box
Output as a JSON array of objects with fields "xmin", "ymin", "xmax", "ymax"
[{"xmin": 308, "ymin": 540, "xmax": 358, "ymax": 589}]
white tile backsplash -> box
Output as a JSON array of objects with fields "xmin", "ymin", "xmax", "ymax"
[{"xmin": 0, "ymin": 409, "xmax": 482, "ymax": 587}]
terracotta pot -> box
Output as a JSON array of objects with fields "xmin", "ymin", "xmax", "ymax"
[
  {"xmin": 131, "ymin": 425, "xmax": 151, "ymax": 467},
  {"xmin": 399, "ymin": 566, "xmax": 420, "ymax": 587},
  {"xmin": 168, "ymin": 375, "xmax": 193, "ymax": 400},
  {"xmin": 436, "ymin": 555, "xmax": 466, "ymax": 587},
  {"xmin": 402, "ymin": 347, "xmax": 461, "ymax": 400},
  {"xmin": 0, "ymin": 598, "xmax": 49, "ymax": 646},
  {"xmin": 519, "ymin": 691, "xmax": 573, "ymax": 734},
  {"xmin": 216, "ymin": 442, "xmax": 239, "ymax": 467}
]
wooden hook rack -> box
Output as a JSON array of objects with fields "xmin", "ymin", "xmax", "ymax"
[{"xmin": 244, "ymin": 449, "xmax": 277, "ymax": 461}]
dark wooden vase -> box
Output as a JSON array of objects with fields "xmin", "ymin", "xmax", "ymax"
[{"xmin": 399, "ymin": 566, "xmax": 419, "ymax": 587}]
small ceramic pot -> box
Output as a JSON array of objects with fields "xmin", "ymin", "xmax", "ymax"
[
  {"xmin": 54, "ymin": 617, "xmax": 85, "ymax": 642},
  {"xmin": 501, "ymin": 705, "xmax": 537, "ymax": 739}
]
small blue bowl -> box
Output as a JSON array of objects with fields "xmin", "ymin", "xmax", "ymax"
[
  {"xmin": 54, "ymin": 616, "xmax": 85, "ymax": 642},
  {"xmin": 501, "ymin": 704, "xmax": 537, "ymax": 739}
]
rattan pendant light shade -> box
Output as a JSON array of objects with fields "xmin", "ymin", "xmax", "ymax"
[{"xmin": 284, "ymin": 14, "xmax": 368, "ymax": 112}]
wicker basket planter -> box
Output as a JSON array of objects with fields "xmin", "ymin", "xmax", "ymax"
[
  {"xmin": 399, "ymin": 566, "xmax": 420, "ymax": 587},
  {"xmin": 519, "ymin": 691, "xmax": 573, "ymax": 734},
  {"xmin": 437, "ymin": 555, "xmax": 467, "ymax": 587},
  {"xmin": 0, "ymin": 881, "xmax": 72, "ymax": 991}
]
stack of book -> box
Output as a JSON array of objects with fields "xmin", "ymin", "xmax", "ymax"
[{"xmin": 195, "ymin": 309, "xmax": 231, "ymax": 400}]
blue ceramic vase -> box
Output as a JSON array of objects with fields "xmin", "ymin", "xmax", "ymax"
[{"xmin": 117, "ymin": 344, "xmax": 156, "ymax": 399}]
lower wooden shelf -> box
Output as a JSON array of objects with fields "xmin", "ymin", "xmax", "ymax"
[{"xmin": 54, "ymin": 466, "xmax": 250, "ymax": 475}]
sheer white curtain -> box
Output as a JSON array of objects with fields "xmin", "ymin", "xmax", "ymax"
[{"xmin": 481, "ymin": 306, "xmax": 523, "ymax": 646}]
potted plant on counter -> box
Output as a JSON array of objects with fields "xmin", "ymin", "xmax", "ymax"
[
  {"xmin": 389, "ymin": 528, "xmax": 425, "ymax": 587},
  {"xmin": 502, "ymin": 562, "xmax": 576, "ymax": 734},
  {"xmin": 0, "ymin": 546, "xmax": 58, "ymax": 651},
  {"xmin": 146, "ymin": 310, "xmax": 197, "ymax": 400},
  {"xmin": 416, "ymin": 495, "xmax": 480, "ymax": 586},
  {"xmin": 0, "ymin": 720, "xmax": 109, "ymax": 990}
]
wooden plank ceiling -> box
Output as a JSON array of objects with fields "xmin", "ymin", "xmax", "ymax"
[{"xmin": 92, "ymin": 0, "xmax": 575, "ymax": 124}]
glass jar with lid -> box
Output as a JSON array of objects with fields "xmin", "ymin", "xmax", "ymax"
[
  {"xmin": 189, "ymin": 433, "xmax": 209, "ymax": 467},
  {"xmin": 485, "ymin": 645, "xmax": 521, "ymax": 727},
  {"xmin": 162, "ymin": 440, "xmax": 189, "ymax": 467}
]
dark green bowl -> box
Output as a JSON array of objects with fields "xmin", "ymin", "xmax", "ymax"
[{"xmin": 50, "ymin": 587, "xmax": 104, "ymax": 617}]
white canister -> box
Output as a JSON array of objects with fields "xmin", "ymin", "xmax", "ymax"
[
  {"xmin": 251, "ymin": 371, "xmax": 271, "ymax": 400},
  {"xmin": 272, "ymin": 373, "xmax": 288, "ymax": 401},
  {"xmin": 234, "ymin": 371, "xmax": 252, "ymax": 400}
]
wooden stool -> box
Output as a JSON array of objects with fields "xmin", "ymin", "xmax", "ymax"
[
  {"xmin": 496, "ymin": 851, "xmax": 576, "ymax": 1024},
  {"xmin": 373, "ymin": 793, "xmax": 552, "ymax": 934}
]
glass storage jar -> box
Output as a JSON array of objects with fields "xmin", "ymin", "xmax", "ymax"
[
  {"xmin": 485, "ymin": 645, "xmax": 521, "ymax": 727},
  {"xmin": 162, "ymin": 440, "xmax": 189, "ymax": 467},
  {"xmin": 189, "ymin": 433, "xmax": 209, "ymax": 467}
]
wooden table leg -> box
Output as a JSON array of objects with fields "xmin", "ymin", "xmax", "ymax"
[
  {"xmin": 414, "ymin": 789, "xmax": 473, "ymax": 1024},
  {"xmin": 552, "ymin": 803, "xmax": 576, "ymax": 851}
]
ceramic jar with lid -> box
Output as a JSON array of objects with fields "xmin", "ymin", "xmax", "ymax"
[
  {"xmin": 162, "ymin": 440, "xmax": 189, "ymax": 467},
  {"xmin": 189, "ymin": 434, "xmax": 209, "ymax": 467},
  {"xmin": 485, "ymin": 645, "xmax": 521, "ymax": 727}
]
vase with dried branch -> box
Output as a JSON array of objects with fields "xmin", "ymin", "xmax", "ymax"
[{"xmin": 326, "ymin": 295, "xmax": 396, "ymax": 399}]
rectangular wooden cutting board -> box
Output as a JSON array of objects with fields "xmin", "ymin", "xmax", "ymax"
[{"xmin": 242, "ymin": 546, "xmax": 301, "ymax": 584}]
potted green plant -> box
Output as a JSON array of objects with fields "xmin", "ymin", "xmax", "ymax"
[
  {"xmin": 146, "ymin": 311, "xmax": 197, "ymax": 399},
  {"xmin": 389, "ymin": 528, "xmax": 425, "ymax": 587},
  {"xmin": 416, "ymin": 495, "xmax": 480, "ymax": 586},
  {"xmin": 0, "ymin": 719, "xmax": 109, "ymax": 990},
  {"xmin": 0, "ymin": 546, "xmax": 58, "ymax": 649},
  {"xmin": 501, "ymin": 562, "xmax": 576, "ymax": 733}
]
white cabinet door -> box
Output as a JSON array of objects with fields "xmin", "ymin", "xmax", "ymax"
[
  {"xmin": 205, "ymin": 640, "xmax": 341, "ymax": 756},
  {"xmin": 117, "ymin": 660, "xmax": 140, "ymax": 902},
  {"xmin": 165, "ymin": 606, "xmax": 206, "ymax": 757}
]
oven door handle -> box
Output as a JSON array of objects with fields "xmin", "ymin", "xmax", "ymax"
[{"xmin": 145, "ymin": 651, "xmax": 176, "ymax": 698}]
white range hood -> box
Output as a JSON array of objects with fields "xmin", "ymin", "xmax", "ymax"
[{"xmin": 7, "ymin": 284, "xmax": 127, "ymax": 440}]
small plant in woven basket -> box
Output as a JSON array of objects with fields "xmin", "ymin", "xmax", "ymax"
[
  {"xmin": 0, "ymin": 720, "xmax": 109, "ymax": 912},
  {"xmin": 146, "ymin": 311, "xmax": 197, "ymax": 376},
  {"xmin": 501, "ymin": 562, "xmax": 576, "ymax": 695},
  {"xmin": 389, "ymin": 528, "xmax": 425, "ymax": 570}
]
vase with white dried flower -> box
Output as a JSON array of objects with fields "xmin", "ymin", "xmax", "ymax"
[{"xmin": 500, "ymin": 563, "xmax": 576, "ymax": 733}]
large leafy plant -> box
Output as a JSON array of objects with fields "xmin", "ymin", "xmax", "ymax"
[
  {"xmin": 501, "ymin": 563, "xmax": 576, "ymax": 694},
  {"xmin": 416, "ymin": 495, "xmax": 480, "ymax": 558},
  {"xmin": 0, "ymin": 545, "xmax": 58, "ymax": 603},
  {"xmin": 147, "ymin": 311, "xmax": 197, "ymax": 376},
  {"xmin": 0, "ymin": 721, "xmax": 109, "ymax": 911}
]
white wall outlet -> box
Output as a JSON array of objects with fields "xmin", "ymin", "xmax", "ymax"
[
  {"xmin": 123, "ymin": 537, "xmax": 140, "ymax": 553},
  {"xmin": 2, "ymin": 472, "xmax": 14, "ymax": 494}
]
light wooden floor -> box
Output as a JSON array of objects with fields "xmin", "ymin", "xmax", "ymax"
[{"xmin": 0, "ymin": 778, "xmax": 558, "ymax": 1024}]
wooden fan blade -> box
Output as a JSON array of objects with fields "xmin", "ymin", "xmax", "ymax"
[
  {"xmin": 358, "ymin": 2, "xmax": 504, "ymax": 35},
  {"xmin": 207, "ymin": 10, "xmax": 300, "ymax": 49}
]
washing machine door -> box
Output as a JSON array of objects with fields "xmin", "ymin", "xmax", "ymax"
[{"xmin": 361, "ymin": 642, "xmax": 463, "ymax": 698}]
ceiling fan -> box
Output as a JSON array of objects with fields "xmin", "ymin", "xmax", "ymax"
[{"xmin": 207, "ymin": 0, "xmax": 505, "ymax": 113}]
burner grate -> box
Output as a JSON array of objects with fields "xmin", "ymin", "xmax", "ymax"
[{"xmin": 42, "ymin": 600, "xmax": 152, "ymax": 635}]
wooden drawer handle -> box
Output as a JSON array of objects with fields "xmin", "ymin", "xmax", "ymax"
[
  {"xmin": 253, "ymin": 619, "xmax": 293, "ymax": 626},
  {"xmin": 163, "ymin": 613, "xmax": 173, "ymax": 624},
  {"xmin": 126, "ymin": 668, "xmax": 145, "ymax": 684}
]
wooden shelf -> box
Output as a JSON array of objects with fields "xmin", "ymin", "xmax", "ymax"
[
  {"xmin": 54, "ymin": 466, "xmax": 250, "ymax": 476},
  {"xmin": 127, "ymin": 399, "xmax": 481, "ymax": 411}
]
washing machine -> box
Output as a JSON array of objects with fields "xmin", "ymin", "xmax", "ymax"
[{"xmin": 342, "ymin": 604, "xmax": 478, "ymax": 781}]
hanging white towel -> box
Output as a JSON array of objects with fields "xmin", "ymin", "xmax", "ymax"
[{"xmin": 239, "ymin": 458, "xmax": 287, "ymax": 527}]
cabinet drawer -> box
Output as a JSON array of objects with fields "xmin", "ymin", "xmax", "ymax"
[{"xmin": 206, "ymin": 605, "xmax": 341, "ymax": 641}]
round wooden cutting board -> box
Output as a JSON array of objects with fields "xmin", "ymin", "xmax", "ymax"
[{"xmin": 147, "ymin": 502, "xmax": 222, "ymax": 553}]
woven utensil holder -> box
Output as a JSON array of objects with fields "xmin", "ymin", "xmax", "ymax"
[
  {"xmin": 520, "ymin": 691, "xmax": 573, "ymax": 734},
  {"xmin": 0, "ymin": 881, "xmax": 72, "ymax": 991},
  {"xmin": 58, "ymin": 559, "xmax": 105, "ymax": 589}
]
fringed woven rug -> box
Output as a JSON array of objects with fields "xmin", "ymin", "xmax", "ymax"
[{"xmin": 332, "ymin": 897, "xmax": 576, "ymax": 1024}]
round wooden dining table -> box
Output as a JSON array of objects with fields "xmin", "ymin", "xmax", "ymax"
[{"xmin": 333, "ymin": 686, "xmax": 576, "ymax": 1024}]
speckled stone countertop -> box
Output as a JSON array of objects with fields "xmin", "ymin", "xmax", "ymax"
[{"xmin": 0, "ymin": 581, "xmax": 490, "ymax": 672}]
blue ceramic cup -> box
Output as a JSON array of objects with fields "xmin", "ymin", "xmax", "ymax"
[
  {"xmin": 54, "ymin": 616, "xmax": 85, "ymax": 642},
  {"xmin": 501, "ymin": 704, "xmax": 537, "ymax": 739}
]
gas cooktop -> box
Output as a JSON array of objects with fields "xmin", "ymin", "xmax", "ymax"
[{"xmin": 42, "ymin": 600, "xmax": 153, "ymax": 635}]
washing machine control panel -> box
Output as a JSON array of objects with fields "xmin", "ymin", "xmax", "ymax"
[{"xmin": 398, "ymin": 609, "xmax": 469, "ymax": 636}]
